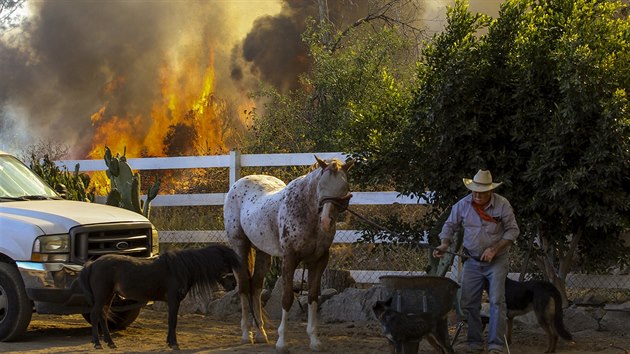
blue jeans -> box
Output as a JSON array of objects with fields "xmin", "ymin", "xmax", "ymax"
[{"xmin": 460, "ymin": 253, "xmax": 509, "ymax": 351}]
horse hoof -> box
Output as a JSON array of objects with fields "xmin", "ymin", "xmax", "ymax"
[
  {"xmin": 275, "ymin": 345, "xmax": 290, "ymax": 354},
  {"xmin": 107, "ymin": 343, "xmax": 117, "ymax": 349},
  {"xmin": 310, "ymin": 340, "xmax": 324, "ymax": 352},
  {"xmin": 254, "ymin": 334, "xmax": 269, "ymax": 344},
  {"xmin": 93, "ymin": 343, "xmax": 102, "ymax": 349},
  {"xmin": 170, "ymin": 345, "xmax": 180, "ymax": 351}
]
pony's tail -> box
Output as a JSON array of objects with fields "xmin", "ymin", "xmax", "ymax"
[{"xmin": 78, "ymin": 261, "xmax": 94, "ymax": 306}]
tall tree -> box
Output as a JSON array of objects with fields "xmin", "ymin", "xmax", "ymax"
[
  {"xmin": 244, "ymin": 0, "xmax": 421, "ymax": 158},
  {"xmin": 355, "ymin": 0, "xmax": 630, "ymax": 301}
]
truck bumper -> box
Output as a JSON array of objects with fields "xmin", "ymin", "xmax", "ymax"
[{"xmin": 16, "ymin": 261, "xmax": 144, "ymax": 314}]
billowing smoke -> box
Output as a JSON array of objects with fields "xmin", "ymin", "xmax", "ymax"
[
  {"xmin": 0, "ymin": 0, "xmax": 500, "ymax": 158},
  {"xmin": 0, "ymin": 0, "xmax": 281, "ymax": 158},
  {"xmin": 233, "ymin": 1, "xmax": 369, "ymax": 93},
  {"xmin": 0, "ymin": 0, "xmax": 367, "ymax": 158}
]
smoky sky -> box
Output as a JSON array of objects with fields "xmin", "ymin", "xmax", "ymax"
[
  {"xmin": 0, "ymin": 0, "xmax": 370, "ymax": 158},
  {"xmin": 1, "ymin": 0, "xmax": 499, "ymax": 158},
  {"xmin": 236, "ymin": 0, "xmax": 368, "ymax": 92},
  {"xmin": 1, "ymin": 1, "xmax": 230, "ymax": 157}
]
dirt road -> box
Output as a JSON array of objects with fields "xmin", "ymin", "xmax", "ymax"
[{"xmin": 1, "ymin": 308, "xmax": 629, "ymax": 353}]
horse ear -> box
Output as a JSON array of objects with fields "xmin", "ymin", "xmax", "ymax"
[
  {"xmin": 342, "ymin": 158, "xmax": 354, "ymax": 172},
  {"xmin": 315, "ymin": 155, "xmax": 328, "ymax": 170}
]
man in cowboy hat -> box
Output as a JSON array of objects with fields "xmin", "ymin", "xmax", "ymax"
[{"xmin": 433, "ymin": 170, "xmax": 519, "ymax": 354}]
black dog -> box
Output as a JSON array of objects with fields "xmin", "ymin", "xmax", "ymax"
[
  {"xmin": 505, "ymin": 277, "xmax": 573, "ymax": 353},
  {"xmin": 372, "ymin": 298, "xmax": 452, "ymax": 353}
]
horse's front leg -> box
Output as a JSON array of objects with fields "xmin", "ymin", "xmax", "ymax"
[
  {"xmin": 276, "ymin": 257, "xmax": 299, "ymax": 354},
  {"xmin": 305, "ymin": 254, "xmax": 330, "ymax": 352},
  {"xmin": 166, "ymin": 297, "xmax": 181, "ymax": 350},
  {"xmin": 251, "ymin": 250, "xmax": 271, "ymax": 344}
]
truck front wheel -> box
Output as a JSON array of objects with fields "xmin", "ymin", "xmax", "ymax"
[{"xmin": 0, "ymin": 262, "xmax": 33, "ymax": 342}]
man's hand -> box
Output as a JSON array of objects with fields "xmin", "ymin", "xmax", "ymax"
[
  {"xmin": 432, "ymin": 244, "xmax": 449, "ymax": 258},
  {"xmin": 481, "ymin": 239, "xmax": 513, "ymax": 262},
  {"xmin": 480, "ymin": 247, "xmax": 497, "ymax": 262}
]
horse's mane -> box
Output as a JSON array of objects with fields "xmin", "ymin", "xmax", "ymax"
[
  {"xmin": 310, "ymin": 158, "xmax": 344, "ymax": 172},
  {"xmin": 156, "ymin": 244, "xmax": 240, "ymax": 297}
]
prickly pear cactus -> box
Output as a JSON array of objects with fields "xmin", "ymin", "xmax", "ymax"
[{"xmin": 104, "ymin": 146, "xmax": 160, "ymax": 218}]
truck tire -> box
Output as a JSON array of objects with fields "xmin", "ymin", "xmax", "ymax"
[
  {"xmin": 82, "ymin": 307, "xmax": 141, "ymax": 330},
  {"xmin": 0, "ymin": 262, "xmax": 33, "ymax": 342}
]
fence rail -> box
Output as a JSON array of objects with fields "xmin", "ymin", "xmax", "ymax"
[{"xmin": 57, "ymin": 151, "xmax": 423, "ymax": 207}]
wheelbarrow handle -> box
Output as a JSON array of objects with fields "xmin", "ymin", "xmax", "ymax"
[{"xmin": 418, "ymin": 243, "xmax": 470, "ymax": 259}]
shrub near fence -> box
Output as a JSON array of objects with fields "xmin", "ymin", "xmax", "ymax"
[{"xmin": 57, "ymin": 152, "xmax": 630, "ymax": 296}]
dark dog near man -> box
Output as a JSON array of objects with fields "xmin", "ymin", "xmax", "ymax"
[
  {"xmin": 372, "ymin": 298, "xmax": 452, "ymax": 354},
  {"xmin": 505, "ymin": 277, "xmax": 573, "ymax": 353}
]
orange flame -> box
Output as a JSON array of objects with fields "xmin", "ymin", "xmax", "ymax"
[
  {"xmin": 86, "ymin": 46, "xmax": 253, "ymax": 195},
  {"xmin": 88, "ymin": 46, "xmax": 246, "ymax": 160}
]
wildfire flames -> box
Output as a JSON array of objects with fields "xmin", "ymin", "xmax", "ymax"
[
  {"xmin": 88, "ymin": 48, "xmax": 251, "ymax": 160},
  {"xmin": 85, "ymin": 46, "xmax": 253, "ymax": 196}
]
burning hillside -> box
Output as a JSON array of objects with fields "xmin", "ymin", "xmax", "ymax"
[{"xmin": 4, "ymin": 0, "xmax": 484, "ymax": 159}]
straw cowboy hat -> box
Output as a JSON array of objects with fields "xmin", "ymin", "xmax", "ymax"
[{"xmin": 463, "ymin": 170, "xmax": 503, "ymax": 192}]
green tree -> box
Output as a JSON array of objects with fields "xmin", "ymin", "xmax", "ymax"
[
  {"xmin": 356, "ymin": 0, "xmax": 630, "ymax": 301},
  {"xmin": 245, "ymin": 0, "xmax": 421, "ymax": 159}
]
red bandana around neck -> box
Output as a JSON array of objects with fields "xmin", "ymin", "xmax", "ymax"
[{"xmin": 472, "ymin": 201, "xmax": 499, "ymax": 224}]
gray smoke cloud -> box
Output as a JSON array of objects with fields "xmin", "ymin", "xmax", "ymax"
[
  {"xmin": 234, "ymin": 0, "xmax": 372, "ymax": 93},
  {"xmin": 0, "ymin": 0, "xmax": 278, "ymax": 158},
  {"xmin": 0, "ymin": 0, "xmax": 367, "ymax": 158},
  {"xmin": 0, "ymin": 0, "xmax": 499, "ymax": 158}
]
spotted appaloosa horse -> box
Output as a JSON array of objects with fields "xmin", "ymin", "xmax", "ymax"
[{"xmin": 224, "ymin": 156, "xmax": 354, "ymax": 353}]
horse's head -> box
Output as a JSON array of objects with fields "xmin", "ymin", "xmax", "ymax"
[{"xmin": 315, "ymin": 155, "xmax": 354, "ymax": 233}]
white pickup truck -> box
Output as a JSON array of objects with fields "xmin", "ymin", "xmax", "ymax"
[{"xmin": 0, "ymin": 151, "xmax": 159, "ymax": 341}]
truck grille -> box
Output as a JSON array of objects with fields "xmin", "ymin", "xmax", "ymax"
[{"xmin": 70, "ymin": 222, "xmax": 154, "ymax": 264}]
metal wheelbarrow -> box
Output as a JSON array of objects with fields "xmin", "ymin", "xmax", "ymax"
[{"xmin": 378, "ymin": 275, "xmax": 460, "ymax": 354}]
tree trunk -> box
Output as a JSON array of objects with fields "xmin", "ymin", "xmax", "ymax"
[
  {"xmin": 538, "ymin": 228, "xmax": 582, "ymax": 308},
  {"xmin": 321, "ymin": 268, "xmax": 356, "ymax": 291}
]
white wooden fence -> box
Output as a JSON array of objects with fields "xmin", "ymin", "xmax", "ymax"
[{"xmin": 56, "ymin": 151, "xmax": 424, "ymax": 246}]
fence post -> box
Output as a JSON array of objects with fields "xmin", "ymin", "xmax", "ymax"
[{"xmin": 229, "ymin": 150, "xmax": 241, "ymax": 187}]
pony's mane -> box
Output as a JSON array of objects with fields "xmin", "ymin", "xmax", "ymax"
[{"xmin": 156, "ymin": 244, "xmax": 239, "ymax": 297}]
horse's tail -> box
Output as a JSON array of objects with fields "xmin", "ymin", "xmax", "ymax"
[{"xmin": 78, "ymin": 261, "xmax": 94, "ymax": 306}]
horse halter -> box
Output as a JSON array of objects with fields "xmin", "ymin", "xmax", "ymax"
[{"xmin": 318, "ymin": 194, "xmax": 353, "ymax": 214}]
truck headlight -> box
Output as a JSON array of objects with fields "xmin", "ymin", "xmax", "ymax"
[
  {"xmin": 32, "ymin": 234, "xmax": 70, "ymax": 262},
  {"xmin": 151, "ymin": 227, "xmax": 159, "ymax": 256}
]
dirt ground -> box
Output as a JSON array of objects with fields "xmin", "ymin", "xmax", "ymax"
[{"xmin": 1, "ymin": 308, "xmax": 629, "ymax": 354}]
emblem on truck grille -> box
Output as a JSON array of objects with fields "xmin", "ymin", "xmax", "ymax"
[{"xmin": 115, "ymin": 241, "xmax": 130, "ymax": 250}]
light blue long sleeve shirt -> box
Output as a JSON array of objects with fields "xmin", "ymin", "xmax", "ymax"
[{"xmin": 439, "ymin": 193, "xmax": 519, "ymax": 257}]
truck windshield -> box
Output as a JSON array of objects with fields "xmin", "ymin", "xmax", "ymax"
[{"xmin": 0, "ymin": 154, "xmax": 60, "ymax": 200}]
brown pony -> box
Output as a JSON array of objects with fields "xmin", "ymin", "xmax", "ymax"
[{"xmin": 223, "ymin": 156, "xmax": 353, "ymax": 353}]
